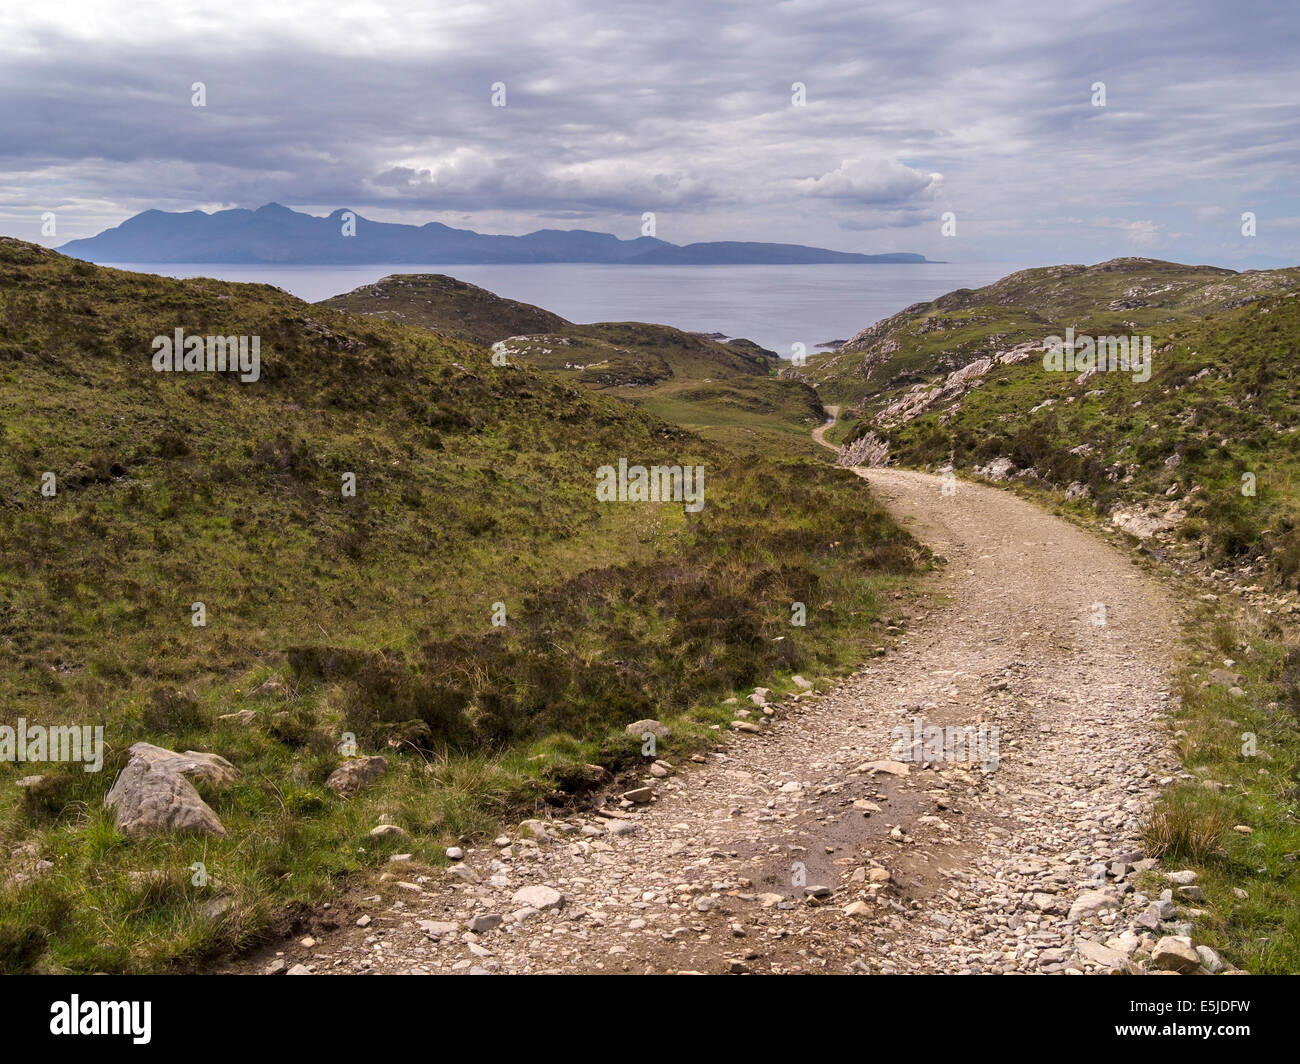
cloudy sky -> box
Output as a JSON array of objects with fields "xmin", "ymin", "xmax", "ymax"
[{"xmin": 2, "ymin": 0, "xmax": 1297, "ymax": 266}]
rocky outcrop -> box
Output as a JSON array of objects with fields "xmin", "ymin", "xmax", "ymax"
[
  {"xmin": 838, "ymin": 431, "xmax": 890, "ymax": 467},
  {"xmin": 1110, "ymin": 502, "xmax": 1186, "ymax": 540},
  {"xmin": 875, "ymin": 341, "xmax": 1040, "ymax": 428},
  {"xmin": 975, "ymin": 456, "xmax": 1017, "ymax": 482}
]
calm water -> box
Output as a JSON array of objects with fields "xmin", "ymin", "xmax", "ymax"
[{"xmin": 103, "ymin": 261, "xmax": 1030, "ymax": 354}]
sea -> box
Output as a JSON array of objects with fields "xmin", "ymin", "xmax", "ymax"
[{"xmin": 100, "ymin": 261, "xmax": 1030, "ymax": 355}]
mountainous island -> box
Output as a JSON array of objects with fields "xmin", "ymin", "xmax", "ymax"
[{"xmin": 57, "ymin": 203, "xmax": 936, "ymax": 266}]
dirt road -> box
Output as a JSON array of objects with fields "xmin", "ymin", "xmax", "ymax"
[
  {"xmin": 810, "ymin": 403, "xmax": 840, "ymax": 449},
  {"xmin": 235, "ymin": 457, "xmax": 1182, "ymax": 975}
]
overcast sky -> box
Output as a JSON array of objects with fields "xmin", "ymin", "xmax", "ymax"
[{"xmin": 2, "ymin": 0, "xmax": 1297, "ymax": 266}]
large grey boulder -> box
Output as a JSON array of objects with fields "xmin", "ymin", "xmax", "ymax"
[{"xmin": 104, "ymin": 743, "xmax": 238, "ymax": 838}]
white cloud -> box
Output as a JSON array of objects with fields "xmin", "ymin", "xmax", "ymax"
[{"xmin": 795, "ymin": 157, "xmax": 942, "ymax": 205}]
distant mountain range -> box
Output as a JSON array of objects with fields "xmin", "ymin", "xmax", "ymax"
[{"xmin": 57, "ymin": 203, "xmax": 934, "ymax": 265}]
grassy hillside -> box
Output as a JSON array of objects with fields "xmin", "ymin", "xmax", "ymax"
[
  {"xmin": 0, "ymin": 240, "xmax": 924, "ymax": 972},
  {"xmin": 823, "ymin": 263, "xmax": 1300, "ymax": 586},
  {"xmin": 321, "ymin": 273, "xmax": 828, "ymax": 456},
  {"xmin": 804, "ymin": 258, "xmax": 1300, "ymax": 414}
]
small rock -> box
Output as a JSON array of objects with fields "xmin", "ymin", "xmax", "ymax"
[
  {"xmin": 1067, "ymin": 890, "xmax": 1116, "ymax": 921},
  {"xmin": 857, "ymin": 760, "xmax": 910, "ymax": 777},
  {"xmin": 103, "ymin": 743, "xmax": 238, "ymax": 838},
  {"xmin": 1152, "ymin": 936, "xmax": 1201, "ymax": 973},
  {"xmin": 1077, "ymin": 938, "xmax": 1127, "ymax": 970},
  {"xmin": 324, "ymin": 756, "xmax": 387, "ymax": 797},
  {"xmin": 511, "ymin": 885, "xmax": 564, "ymax": 911}
]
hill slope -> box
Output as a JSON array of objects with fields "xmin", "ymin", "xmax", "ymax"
[
  {"xmin": 806, "ymin": 257, "xmax": 1300, "ymax": 585},
  {"xmin": 318, "ymin": 273, "xmax": 570, "ymax": 346}
]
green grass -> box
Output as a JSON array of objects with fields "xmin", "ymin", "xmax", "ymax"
[
  {"xmin": 609, "ymin": 376, "xmax": 827, "ymax": 457},
  {"xmin": 1143, "ymin": 606, "xmax": 1300, "ymax": 973}
]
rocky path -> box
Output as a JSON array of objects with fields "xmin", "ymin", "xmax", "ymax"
[{"xmin": 232, "ymin": 464, "xmax": 1190, "ymax": 976}]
